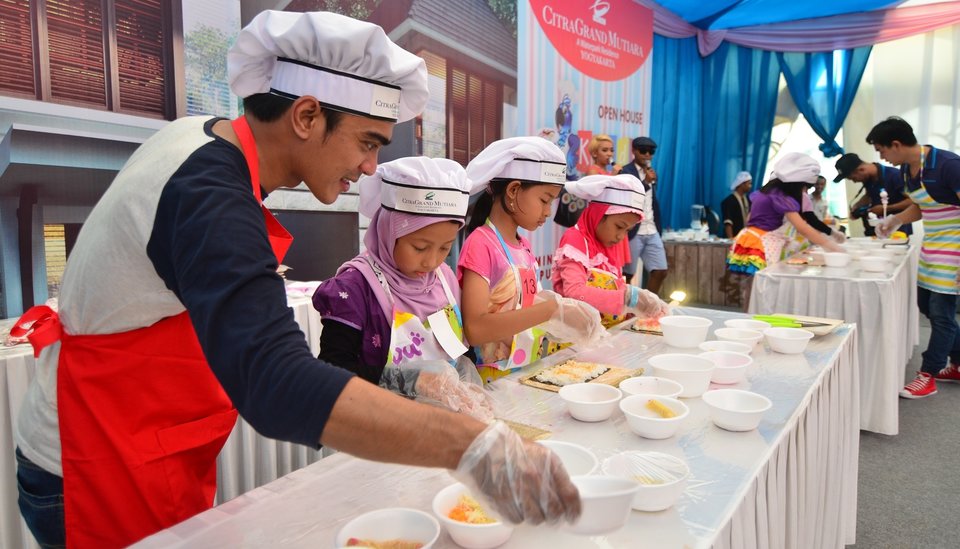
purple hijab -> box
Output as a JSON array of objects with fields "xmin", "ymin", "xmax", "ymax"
[{"xmin": 340, "ymin": 209, "xmax": 462, "ymax": 320}]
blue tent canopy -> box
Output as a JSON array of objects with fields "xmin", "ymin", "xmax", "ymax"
[{"xmin": 650, "ymin": 0, "xmax": 905, "ymax": 30}]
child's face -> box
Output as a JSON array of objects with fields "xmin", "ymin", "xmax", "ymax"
[
  {"xmin": 595, "ymin": 212, "xmax": 640, "ymax": 248},
  {"xmin": 508, "ymin": 183, "xmax": 562, "ymax": 232},
  {"xmin": 595, "ymin": 141, "xmax": 614, "ymax": 166},
  {"xmin": 393, "ymin": 221, "xmax": 461, "ymax": 278}
]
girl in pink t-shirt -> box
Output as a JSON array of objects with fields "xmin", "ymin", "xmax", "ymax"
[{"xmin": 458, "ymin": 137, "xmax": 605, "ymax": 380}]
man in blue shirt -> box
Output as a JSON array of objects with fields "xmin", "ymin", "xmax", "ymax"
[{"xmin": 835, "ymin": 152, "xmax": 913, "ymax": 237}]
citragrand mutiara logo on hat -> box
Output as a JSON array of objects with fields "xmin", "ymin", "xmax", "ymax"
[{"xmin": 381, "ymin": 179, "xmax": 468, "ymax": 218}]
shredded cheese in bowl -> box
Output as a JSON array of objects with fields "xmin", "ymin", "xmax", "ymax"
[{"xmin": 447, "ymin": 494, "xmax": 497, "ymax": 524}]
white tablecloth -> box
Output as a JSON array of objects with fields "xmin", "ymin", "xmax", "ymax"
[
  {"xmin": 749, "ymin": 242, "xmax": 920, "ymax": 435},
  {"xmin": 0, "ymin": 289, "xmax": 325, "ymax": 549},
  {"xmin": 134, "ymin": 308, "xmax": 860, "ymax": 549}
]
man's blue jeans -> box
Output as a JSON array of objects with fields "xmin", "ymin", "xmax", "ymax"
[
  {"xmin": 16, "ymin": 447, "xmax": 65, "ymax": 548},
  {"xmin": 917, "ymin": 287, "xmax": 960, "ymax": 375}
]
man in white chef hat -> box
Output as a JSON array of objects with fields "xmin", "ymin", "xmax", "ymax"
[{"xmin": 12, "ymin": 11, "xmax": 580, "ymax": 548}]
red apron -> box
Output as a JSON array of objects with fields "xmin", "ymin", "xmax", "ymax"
[{"xmin": 15, "ymin": 115, "xmax": 292, "ymax": 547}]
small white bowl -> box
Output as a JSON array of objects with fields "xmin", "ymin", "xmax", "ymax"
[
  {"xmin": 619, "ymin": 394, "xmax": 689, "ymax": 439},
  {"xmin": 762, "ymin": 327, "xmax": 814, "ymax": 354},
  {"xmin": 658, "ymin": 316, "xmax": 713, "ymax": 348},
  {"xmin": 872, "ymin": 248, "xmax": 898, "ymax": 260},
  {"xmin": 601, "ymin": 452, "xmax": 690, "ymax": 512},
  {"xmin": 648, "ymin": 354, "xmax": 715, "ymax": 397},
  {"xmin": 433, "ymin": 483, "xmax": 514, "ymax": 549},
  {"xmin": 698, "ymin": 351, "xmax": 753, "ymax": 385},
  {"xmin": 823, "ymin": 252, "xmax": 852, "ymax": 267},
  {"xmin": 337, "ymin": 507, "xmax": 441, "ymax": 549},
  {"xmin": 558, "ymin": 383, "xmax": 622, "ymax": 422},
  {"xmin": 713, "ymin": 328, "xmax": 764, "ymax": 349},
  {"xmin": 563, "ymin": 476, "xmax": 640, "ymax": 536},
  {"xmin": 723, "ymin": 319, "xmax": 771, "ymax": 331},
  {"xmin": 618, "ymin": 376, "xmax": 683, "ymax": 399},
  {"xmin": 859, "ymin": 255, "xmax": 890, "ymax": 272},
  {"xmin": 702, "ymin": 389, "xmax": 772, "ymax": 431},
  {"xmin": 537, "ymin": 440, "xmax": 598, "ymax": 476},
  {"xmin": 698, "ymin": 340, "xmax": 753, "ymax": 355},
  {"xmin": 846, "ymin": 248, "xmax": 870, "ymax": 259}
]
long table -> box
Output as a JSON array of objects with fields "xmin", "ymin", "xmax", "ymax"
[
  {"xmin": 0, "ymin": 290, "xmax": 325, "ymax": 549},
  {"xmin": 135, "ymin": 307, "xmax": 860, "ymax": 548},
  {"xmin": 749, "ymin": 241, "xmax": 919, "ymax": 435}
]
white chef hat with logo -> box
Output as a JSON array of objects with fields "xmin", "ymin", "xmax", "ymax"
[
  {"xmin": 358, "ymin": 157, "xmax": 471, "ymax": 220},
  {"xmin": 563, "ymin": 174, "xmax": 646, "ymax": 216},
  {"xmin": 228, "ymin": 10, "xmax": 428, "ymax": 122},
  {"xmin": 465, "ymin": 137, "xmax": 567, "ymax": 194},
  {"xmin": 771, "ymin": 152, "xmax": 821, "ymax": 184}
]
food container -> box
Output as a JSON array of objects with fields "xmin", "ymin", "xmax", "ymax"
[
  {"xmin": 648, "ymin": 354, "xmax": 715, "ymax": 397},
  {"xmin": 658, "ymin": 316, "xmax": 712, "ymax": 348},
  {"xmin": 823, "ymin": 252, "xmax": 852, "ymax": 267},
  {"xmin": 537, "ymin": 440, "xmax": 599, "ymax": 476},
  {"xmin": 698, "ymin": 350, "xmax": 752, "ymax": 384},
  {"xmin": 557, "ymin": 383, "xmax": 622, "ymax": 422},
  {"xmin": 619, "ymin": 394, "xmax": 689, "ymax": 439},
  {"xmin": 433, "ymin": 483, "xmax": 514, "ymax": 549},
  {"xmin": 698, "ymin": 340, "xmax": 754, "ymax": 355},
  {"xmin": 702, "ymin": 389, "xmax": 772, "ymax": 431},
  {"xmin": 723, "ymin": 319, "xmax": 771, "ymax": 331},
  {"xmin": 859, "ymin": 255, "xmax": 890, "ymax": 272},
  {"xmin": 337, "ymin": 507, "xmax": 441, "ymax": 549},
  {"xmin": 618, "ymin": 376, "xmax": 684, "ymax": 399},
  {"xmin": 846, "ymin": 248, "xmax": 870, "ymax": 259},
  {"xmin": 762, "ymin": 327, "xmax": 814, "ymax": 354},
  {"xmin": 601, "ymin": 451, "xmax": 690, "ymax": 512},
  {"xmin": 713, "ymin": 328, "xmax": 764, "ymax": 350},
  {"xmin": 563, "ymin": 476, "xmax": 641, "ymax": 536}
]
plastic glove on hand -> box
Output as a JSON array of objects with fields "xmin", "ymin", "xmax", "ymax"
[
  {"xmin": 538, "ymin": 293, "xmax": 606, "ymax": 346},
  {"xmin": 821, "ymin": 240, "xmax": 844, "ymax": 253},
  {"xmin": 381, "ymin": 360, "xmax": 494, "ymax": 422},
  {"xmin": 875, "ymin": 216, "xmax": 903, "ymax": 239},
  {"xmin": 830, "ymin": 229, "xmax": 847, "ymax": 243},
  {"xmin": 453, "ymin": 421, "xmax": 582, "ymax": 525},
  {"xmin": 627, "ymin": 286, "xmax": 670, "ymax": 319}
]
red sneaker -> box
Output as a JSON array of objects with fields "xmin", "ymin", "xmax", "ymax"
[
  {"xmin": 935, "ymin": 363, "xmax": 960, "ymax": 383},
  {"xmin": 900, "ymin": 372, "xmax": 937, "ymax": 399}
]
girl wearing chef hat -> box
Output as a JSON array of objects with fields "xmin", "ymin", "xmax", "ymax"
[
  {"xmin": 553, "ymin": 174, "xmax": 669, "ymax": 327},
  {"xmin": 728, "ymin": 152, "xmax": 844, "ymax": 276},
  {"xmin": 458, "ymin": 137, "xmax": 606, "ymax": 382},
  {"xmin": 313, "ymin": 157, "xmax": 492, "ymax": 420}
]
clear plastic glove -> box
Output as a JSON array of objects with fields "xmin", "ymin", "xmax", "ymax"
[
  {"xmin": 821, "ymin": 239, "xmax": 844, "ymax": 253},
  {"xmin": 625, "ymin": 286, "xmax": 670, "ymax": 319},
  {"xmin": 875, "ymin": 216, "xmax": 903, "ymax": 239},
  {"xmin": 453, "ymin": 421, "xmax": 582, "ymax": 525},
  {"xmin": 379, "ymin": 359, "xmax": 494, "ymax": 422},
  {"xmin": 535, "ymin": 290, "xmax": 607, "ymax": 346},
  {"xmin": 830, "ymin": 229, "xmax": 847, "ymax": 244}
]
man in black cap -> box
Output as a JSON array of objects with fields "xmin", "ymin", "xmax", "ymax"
[
  {"xmin": 835, "ymin": 152, "xmax": 912, "ymax": 236},
  {"xmin": 621, "ymin": 136, "xmax": 669, "ymax": 293}
]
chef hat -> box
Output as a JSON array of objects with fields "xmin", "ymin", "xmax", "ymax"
[
  {"xmin": 228, "ymin": 10, "xmax": 428, "ymax": 122},
  {"xmin": 465, "ymin": 136, "xmax": 566, "ymax": 194},
  {"xmin": 771, "ymin": 152, "xmax": 820, "ymax": 184},
  {"xmin": 730, "ymin": 171, "xmax": 753, "ymax": 191},
  {"xmin": 358, "ymin": 157, "xmax": 471, "ymax": 219},
  {"xmin": 563, "ymin": 174, "xmax": 645, "ymax": 216}
]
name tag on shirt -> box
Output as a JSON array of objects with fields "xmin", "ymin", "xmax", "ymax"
[{"xmin": 428, "ymin": 309, "xmax": 468, "ymax": 360}]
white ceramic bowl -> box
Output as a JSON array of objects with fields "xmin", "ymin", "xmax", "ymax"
[
  {"xmin": 537, "ymin": 440, "xmax": 599, "ymax": 476},
  {"xmin": 723, "ymin": 318, "xmax": 771, "ymax": 331},
  {"xmin": 658, "ymin": 316, "xmax": 713, "ymax": 348},
  {"xmin": 702, "ymin": 389, "xmax": 772, "ymax": 431},
  {"xmin": 846, "ymin": 247, "xmax": 870, "ymax": 259},
  {"xmin": 698, "ymin": 350, "xmax": 753, "ymax": 384},
  {"xmin": 601, "ymin": 452, "xmax": 690, "ymax": 512},
  {"xmin": 762, "ymin": 327, "xmax": 814, "ymax": 354},
  {"xmin": 433, "ymin": 483, "xmax": 514, "ymax": 549},
  {"xmin": 648, "ymin": 354, "xmax": 715, "ymax": 397},
  {"xmin": 823, "ymin": 252, "xmax": 852, "ymax": 267},
  {"xmin": 337, "ymin": 507, "xmax": 441, "ymax": 549},
  {"xmin": 619, "ymin": 394, "xmax": 689, "ymax": 439},
  {"xmin": 713, "ymin": 328, "xmax": 764, "ymax": 350},
  {"xmin": 859, "ymin": 255, "xmax": 890, "ymax": 272},
  {"xmin": 618, "ymin": 376, "xmax": 684, "ymax": 398},
  {"xmin": 558, "ymin": 383, "xmax": 622, "ymax": 422},
  {"xmin": 698, "ymin": 340, "xmax": 754, "ymax": 355},
  {"xmin": 563, "ymin": 476, "xmax": 641, "ymax": 536}
]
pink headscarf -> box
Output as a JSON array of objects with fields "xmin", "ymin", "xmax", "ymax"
[{"xmin": 340, "ymin": 209, "xmax": 462, "ymax": 320}]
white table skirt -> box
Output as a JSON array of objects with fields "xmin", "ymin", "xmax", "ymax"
[
  {"xmin": 1, "ymin": 289, "xmax": 325, "ymax": 549},
  {"xmin": 750, "ymin": 243, "xmax": 919, "ymax": 435},
  {"xmin": 134, "ymin": 308, "xmax": 860, "ymax": 549}
]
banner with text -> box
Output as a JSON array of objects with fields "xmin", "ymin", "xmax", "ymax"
[{"xmin": 518, "ymin": 0, "xmax": 654, "ymax": 286}]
